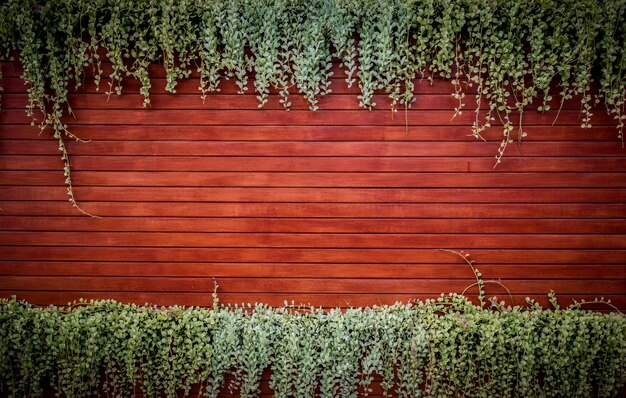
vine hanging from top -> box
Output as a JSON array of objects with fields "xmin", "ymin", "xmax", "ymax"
[{"xmin": 0, "ymin": 0, "xmax": 624, "ymax": 214}]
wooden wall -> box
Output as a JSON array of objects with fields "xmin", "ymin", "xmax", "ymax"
[{"xmin": 1, "ymin": 60, "xmax": 625, "ymax": 311}]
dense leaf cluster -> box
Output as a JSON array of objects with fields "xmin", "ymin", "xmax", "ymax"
[
  {"xmin": 1, "ymin": 295, "xmax": 625, "ymax": 398},
  {"xmin": 0, "ymin": 0, "xmax": 625, "ymax": 212}
]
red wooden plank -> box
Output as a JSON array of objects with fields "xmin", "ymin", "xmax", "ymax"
[
  {"xmin": 1, "ymin": 232, "xmax": 625, "ymax": 249},
  {"xmin": 3, "ymin": 171, "xmax": 626, "ymax": 188},
  {"xmin": 1, "ymin": 217, "xmax": 624, "ymax": 234},
  {"xmin": 4, "ymin": 155, "xmax": 626, "ymax": 173},
  {"xmin": 2, "ymin": 124, "xmax": 620, "ymax": 141},
  {"xmin": 2, "ymin": 276, "xmax": 624, "ymax": 294},
  {"xmin": 2, "ymin": 262, "xmax": 624, "ymax": 279},
  {"xmin": 1, "ymin": 109, "xmax": 617, "ymax": 126},
  {"xmin": 1, "ymin": 201, "xmax": 625, "ymax": 218},
  {"xmin": 2, "ymin": 186, "xmax": 625, "ymax": 203},
  {"xmin": 2, "ymin": 140, "xmax": 626, "ymax": 158},
  {"xmin": 0, "ymin": 247, "xmax": 623, "ymax": 264}
]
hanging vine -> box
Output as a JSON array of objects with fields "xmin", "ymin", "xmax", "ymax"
[
  {"xmin": 1, "ymin": 292, "xmax": 625, "ymax": 398},
  {"xmin": 0, "ymin": 0, "xmax": 624, "ymax": 213}
]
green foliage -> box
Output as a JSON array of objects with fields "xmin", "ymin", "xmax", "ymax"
[
  {"xmin": 1, "ymin": 296, "xmax": 625, "ymax": 398},
  {"xmin": 0, "ymin": 0, "xmax": 625, "ymax": 210}
]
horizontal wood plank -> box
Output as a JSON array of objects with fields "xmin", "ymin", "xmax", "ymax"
[
  {"xmin": 1, "ymin": 109, "xmax": 617, "ymax": 126},
  {"xmin": 2, "ymin": 276, "xmax": 624, "ymax": 294},
  {"xmin": 4, "ymin": 156, "xmax": 626, "ymax": 173},
  {"xmin": 0, "ymin": 247, "xmax": 623, "ymax": 263},
  {"xmin": 3, "ymin": 124, "xmax": 620, "ymax": 141},
  {"xmin": 1, "ymin": 217, "xmax": 624, "ymax": 234},
  {"xmin": 2, "ymin": 186, "xmax": 625, "ymax": 203},
  {"xmin": 1, "ymin": 201, "xmax": 625, "ymax": 218},
  {"xmin": 1, "ymin": 232, "xmax": 625, "ymax": 249},
  {"xmin": 3, "ymin": 171, "xmax": 626, "ymax": 188},
  {"xmin": 1, "ymin": 262, "xmax": 624, "ymax": 279},
  {"xmin": 2, "ymin": 140, "xmax": 626, "ymax": 158}
]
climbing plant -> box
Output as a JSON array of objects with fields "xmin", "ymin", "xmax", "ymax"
[{"xmin": 0, "ymin": 0, "xmax": 625, "ymax": 212}]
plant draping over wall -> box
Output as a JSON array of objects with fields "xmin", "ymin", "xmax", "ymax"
[
  {"xmin": 2, "ymin": 250, "xmax": 626, "ymax": 398},
  {"xmin": 1, "ymin": 294, "xmax": 626, "ymax": 398},
  {"xmin": 0, "ymin": 0, "xmax": 625, "ymax": 213}
]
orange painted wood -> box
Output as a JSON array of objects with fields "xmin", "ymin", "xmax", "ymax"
[
  {"xmin": 1, "ymin": 201, "xmax": 624, "ymax": 218},
  {"xmin": 1, "ymin": 109, "xmax": 618, "ymax": 126},
  {"xmin": 0, "ymin": 247, "xmax": 624, "ymax": 263},
  {"xmin": 1, "ymin": 217, "xmax": 625, "ymax": 234},
  {"xmin": 2, "ymin": 232, "xmax": 626, "ymax": 249},
  {"xmin": 3, "ymin": 140, "xmax": 626, "ymax": 157},
  {"xmin": 2, "ymin": 276, "xmax": 625, "ymax": 294},
  {"xmin": 2, "ymin": 123, "xmax": 620, "ymax": 141},
  {"xmin": 4, "ymin": 156, "xmax": 626, "ymax": 173},
  {"xmin": 2, "ymin": 186, "xmax": 625, "ymax": 203},
  {"xmin": 1, "ymin": 262, "xmax": 625, "ymax": 279},
  {"xmin": 4, "ymin": 171, "xmax": 626, "ymax": 188},
  {"xmin": 1, "ymin": 60, "xmax": 625, "ymax": 315}
]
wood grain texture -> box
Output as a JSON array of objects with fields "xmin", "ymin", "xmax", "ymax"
[
  {"xmin": 1, "ymin": 60, "xmax": 625, "ymax": 317},
  {"xmin": 2, "ymin": 124, "xmax": 621, "ymax": 141},
  {"xmin": 4, "ymin": 171, "xmax": 626, "ymax": 188},
  {"xmin": 2, "ymin": 232, "xmax": 626, "ymax": 249},
  {"xmin": 3, "ymin": 276, "xmax": 625, "ymax": 294},
  {"xmin": 3, "ymin": 140, "xmax": 626, "ymax": 157},
  {"xmin": 1, "ymin": 247, "xmax": 624, "ymax": 263},
  {"xmin": 1, "ymin": 109, "xmax": 618, "ymax": 126},
  {"xmin": 1, "ymin": 217, "xmax": 625, "ymax": 233},
  {"xmin": 3, "ymin": 156, "xmax": 626, "ymax": 172},
  {"xmin": 1, "ymin": 262, "xmax": 624, "ymax": 279},
  {"xmin": 1, "ymin": 201, "xmax": 624, "ymax": 218},
  {"xmin": 3, "ymin": 187, "xmax": 626, "ymax": 202}
]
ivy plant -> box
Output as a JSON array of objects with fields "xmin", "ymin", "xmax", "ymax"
[
  {"xmin": 1, "ymin": 294, "xmax": 625, "ymax": 398},
  {"xmin": 0, "ymin": 0, "xmax": 625, "ymax": 213},
  {"xmin": 1, "ymin": 252, "xmax": 625, "ymax": 397}
]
